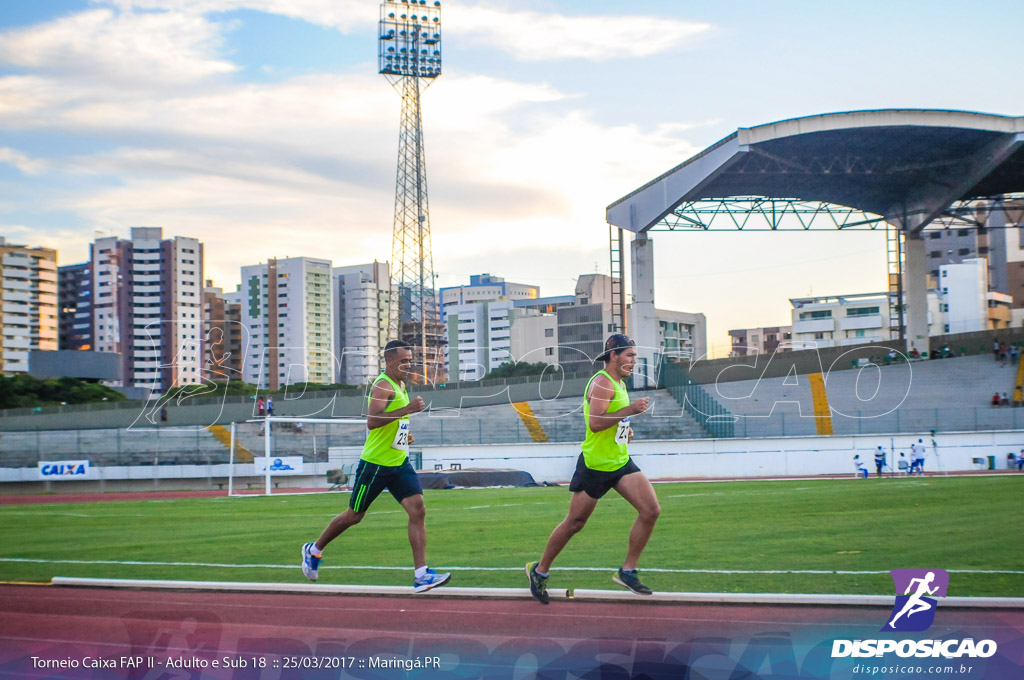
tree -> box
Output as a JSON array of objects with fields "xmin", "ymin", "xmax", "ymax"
[
  {"xmin": 482, "ymin": 361, "xmax": 554, "ymax": 380},
  {"xmin": 0, "ymin": 374, "xmax": 126, "ymax": 409}
]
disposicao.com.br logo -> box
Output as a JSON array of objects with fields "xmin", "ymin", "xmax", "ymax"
[{"xmin": 832, "ymin": 569, "xmax": 998, "ymax": 660}]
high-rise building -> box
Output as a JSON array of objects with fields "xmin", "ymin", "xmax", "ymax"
[
  {"xmin": 509, "ymin": 311, "xmax": 558, "ymax": 368},
  {"xmin": 333, "ymin": 261, "xmax": 390, "ymax": 386},
  {"xmin": 439, "ymin": 274, "xmax": 540, "ymax": 321},
  {"xmin": 241, "ymin": 257, "xmax": 334, "ymax": 389},
  {"xmin": 58, "ymin": 262, "xmax": 92, "ymax": 351},
  {"xmin": 440, "ymin": 273, "xmax": 543, "ymax": 380},
  {"xmin": 938, "ymin": 258, "xmax": 1011, "ymax": 333},
  {"xmin": 90, "ymin": 227, "xmax": 204, "ymax": 392},
  {"xmin": 0, "ymin": 237, "xmax": 58, "ymax": 374},
  {"xmin": 556, "ymin": 274, "xmax": 615, "ymax": 375},
  {"xmin": 202, "ymin": 280, "xmax": 245, "ymax": 382},
  {"xmin": 924, "ymin": 199, "xmax": 1024, "ymax": 324},
  {"xmin": 444, "ymin": 300, "xmax": 516, "ymax": 381}
]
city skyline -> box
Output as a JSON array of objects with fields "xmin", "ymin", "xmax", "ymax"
[{"xmin": 2, "ymin": 1, "xmax": 1023, "ymax": 357}]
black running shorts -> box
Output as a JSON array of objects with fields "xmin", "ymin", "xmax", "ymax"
[
  {"xmin": 568, "ymin": 454, "xmax": 641, "ymax": 499},
  {"xmin": 349, "ymin": 459, "xmax": 423, "ymax": 512}
]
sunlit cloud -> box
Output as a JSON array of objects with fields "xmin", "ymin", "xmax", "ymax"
[{"xmin": 449, "ymin": 5, "xmax": 712, "ymax": 61}]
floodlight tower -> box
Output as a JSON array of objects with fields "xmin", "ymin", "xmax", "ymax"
[{"xmin": 379, "ymin": 0, "xmax": 444, "ymax": 383}]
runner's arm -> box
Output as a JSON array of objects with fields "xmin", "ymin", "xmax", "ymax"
[
  {"xmin": 587, "ymin": 374, "xmax": 644, "ymax": 432},
  {"xmin": 366, "ymin": 381, "xmax": 423, "ymax": 430}
]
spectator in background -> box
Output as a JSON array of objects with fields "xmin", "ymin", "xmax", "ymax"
[
  {"xmin": 267, "ymin": 396, "xmax": 274, "ymax": 416},
  {"xmin": 992, "ymin": 392, "xmax": 1001, "ymax": 407},
  {"xmin": 1018, "ymin": 449, "xmax": 1024, "ymax": 472},
  {"xmin": 910, "ymin": 439, "xmax": 926, "ymax": 475},
  {"xmin": 257, "ymin": 396, "xmax": 265, "ymax": 416},
  {"xmin": 994, "ymin": 338, "xmax": 1001, "ymax": 361},
  {"xmin": 1001, "ymin": 392, "xmax": 1010, "ymax": 407},
  {"xmin": 1011, "ymin": 345, "xmax": 1019, "ymax": 365},
  {"xmin": 874, "ymin": 446, "xmax": 886, "ymax": 477}
]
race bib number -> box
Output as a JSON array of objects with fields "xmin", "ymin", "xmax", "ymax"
[
  {"xmin": 615, "ymin": 417, "xmax": 631, "ymax": 445},
  {"xmin": 392, "ymin": 420, "xmax": 410, "ymax": 451}
]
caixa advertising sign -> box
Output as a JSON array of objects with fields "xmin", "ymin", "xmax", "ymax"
[{"xmin": 38, "ymin": 460, "xmax": 93, "ymax": 480}]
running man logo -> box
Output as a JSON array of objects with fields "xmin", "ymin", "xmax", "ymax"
[{"xmin": 882, "ymin": 568, "xmax": 949, "ymax": 632}]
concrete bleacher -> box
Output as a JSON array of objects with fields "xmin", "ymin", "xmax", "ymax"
[
  {"xmin": 709, "ymin": 354, "xmax": 1023, "ymax": 437},
  {"xmin": 410, "ymin": 402, "xmax": 534, "ymax": 446},
  {"xmin": 0, "ymin": 426, "xmax": 236, "ymax": 467},
  {"xmin": 526, "ymin": 389, "xmax": 706, "ymax": 442}
]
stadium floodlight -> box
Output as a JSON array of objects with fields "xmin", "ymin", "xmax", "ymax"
[
  {"xmin": 378, "ymin": 0, "xmax": 446, "ymax": 384},
  {"xmin": 378, "ymin": 0, "xmax": 442, "ymax": 79}
]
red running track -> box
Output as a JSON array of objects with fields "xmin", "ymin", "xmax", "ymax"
[{"xmin": 2, "ymin": 584, "xmax": 1023, "ymax": 679}]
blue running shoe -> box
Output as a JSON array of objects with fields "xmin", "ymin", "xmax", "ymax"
[
  {"xmin": 413, "ymin": 568, "xmax": 451, "ymax": 593},
  {"xmin": 613, "ymin": 568, "xmax": 652, "ymax": 595},
  {"xmin": 301, "ymin": 542, "xmax": 322, "ymax": 582},
  {"xmin": 526, "ymin": 561, "xmax": 549, "ymax": 605}
]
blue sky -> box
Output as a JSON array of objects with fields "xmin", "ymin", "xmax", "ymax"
[{"xmin": 2, "ymin": 0, "xmax": 1022, "ymax": 356}]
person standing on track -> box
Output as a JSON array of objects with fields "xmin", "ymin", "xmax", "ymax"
[
  {"xmin": 526, "ymin": 333, "xmax": 660, "ymax": 604},
  {"xmin": 300, "ymin": 340, "xmax": 450, "ymax": 593}
]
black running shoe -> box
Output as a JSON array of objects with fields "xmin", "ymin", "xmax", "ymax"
[
  {"xmin": 526, "ymin": 561, "xmax": 549, "ymax": 604},
  {"xmin": 613, "ymin": 568, "xmax": 653, "ymax": 595}
]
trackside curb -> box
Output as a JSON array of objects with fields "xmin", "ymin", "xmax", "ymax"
[{"xmin": 49, "ymin": 577, "xmax": 1024, "ymax": 608}]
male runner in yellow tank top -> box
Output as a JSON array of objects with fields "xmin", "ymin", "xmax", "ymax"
[
  {"xmin": 301, "ymin": 340, "xmax": 450, "ymax": 593},
  {"xmin": 526, "ymin": 333, "xmax": 661, "ymax": 603}
]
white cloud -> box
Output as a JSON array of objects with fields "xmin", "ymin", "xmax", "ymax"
[
  {"xmin": 0, "ymin": 8, "xmax": 235, "ymax": 85},
  {"xmin": 0, "ymin": 148, "xmax": 48, "ymax": 175},
  {"xmin": 97, "ymin": 0, "xmax": 380, "ymax": 33},
  {"xmin": 94, "ymin": 0, "xmax": 711, "ymax": 61},
  {"xmin": 448, "ymin": 5, "xmax": 712, "ymax": 61}
]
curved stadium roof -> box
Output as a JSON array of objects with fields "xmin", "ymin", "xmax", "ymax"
[{"xmin": 607, "ymin": 109, "xmax": 1024, "ymax": 233}]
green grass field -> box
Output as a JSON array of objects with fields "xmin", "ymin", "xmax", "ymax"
[{"xmin": 2, "ymin": 476, "xmax": 1021, "ymax": 596}]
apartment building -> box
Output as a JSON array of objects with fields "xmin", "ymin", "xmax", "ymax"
[
  {"xmin": 728, "ymin": 325, "xmax": 793, "ymax": 357},
  {"xmin": 241, "ymin": 257, "xmax": 334, "ymax": 389},
  {"xmin": 58, "ymin": 263, "xmax": 92, "ymax": 351},
  {"xmin": 89, "ymin": 227, "xmax": 204, "ymax": 392},
  {"xmin": 0, "ymin": 237, "xmax": 58, "ymax": 374},
  {"xmin": 202, "ymin": 280, "xmax": 245, "ymax": 381},
  {"xmin": 333, "ymin": 261, "xmax": 390, "ymax": 385}
]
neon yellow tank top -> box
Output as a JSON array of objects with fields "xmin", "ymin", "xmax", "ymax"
[
  {"xmin": 581, "ymin": 369, "xmax": 631, "ymax": 471},
  {"xmin": 361, "ymin": 373, "xmax": 410, "ymax": 466}
]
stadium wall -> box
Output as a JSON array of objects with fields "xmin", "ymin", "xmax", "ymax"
[
  {"xmin": 420, "ymin": 430, "xmax": 1023, "ymax": 482},
  {"xmin": 4, "ymin": 430, "xmax": 1017, "ymax": 494}
]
